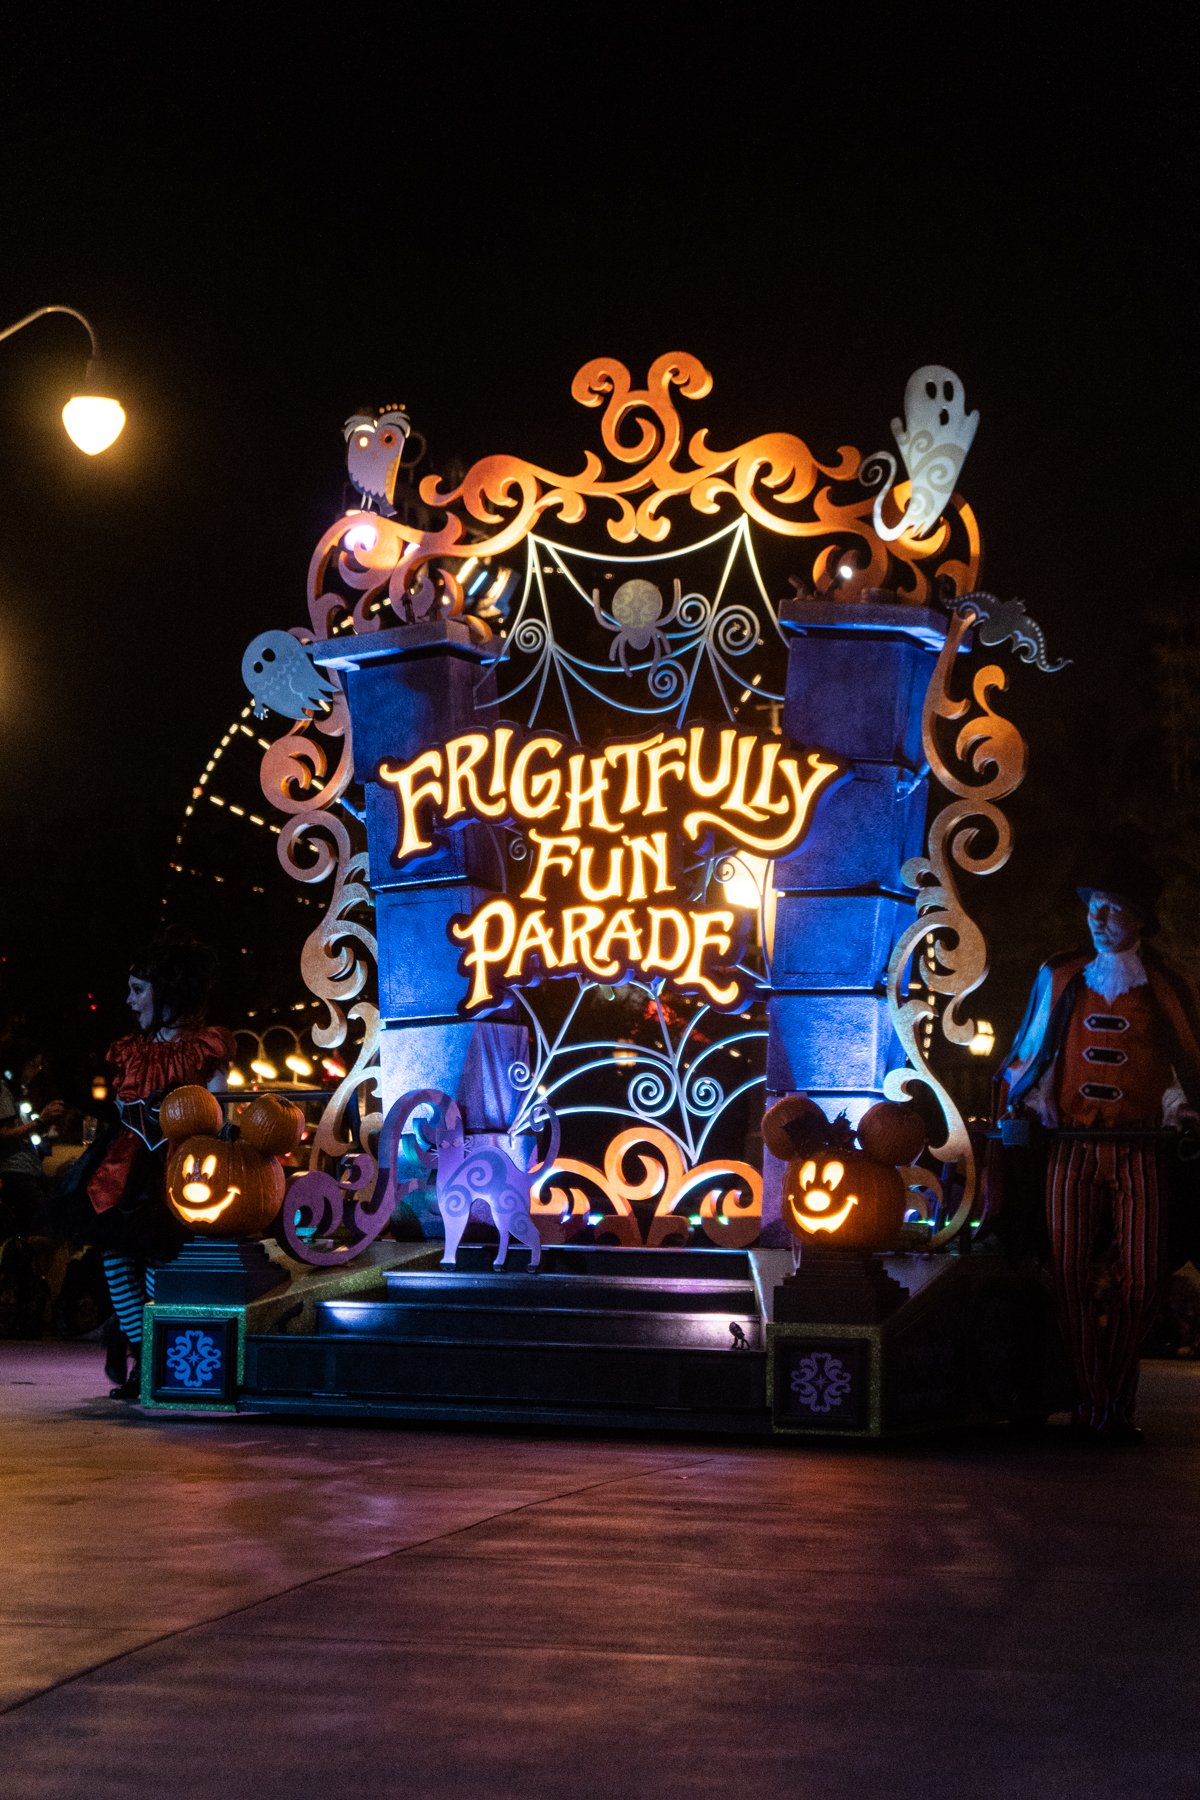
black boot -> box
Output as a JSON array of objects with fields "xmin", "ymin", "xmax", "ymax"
[
  {"xmin": 109, "ymin": 1347, "xmax": 141, "ymax": 1401},
  {"xmin": 102, "ymin": 1314, "xmax": 130, "ymax": 1387}
]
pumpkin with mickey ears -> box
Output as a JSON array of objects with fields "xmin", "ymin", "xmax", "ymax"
[
  {"xmin": 763, "ymin": 1094, "xmax": 908, "ymax": 1253},
  {"xmin": 162, "ymin": 1086, "xmax": 304, "ymax": 1238}
]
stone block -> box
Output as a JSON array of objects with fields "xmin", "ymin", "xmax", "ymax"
[
  {"xmin": 783, "ymin": 635, "xmax": 936, "ymax": 767},
  {"xmin": 770, "ymin": 893, "xmax": 913, "ymax": 992},
  {"xmin": 766, "ymin": 993, "xmax": 903, "ymax": 1093},
  {"xmin": 366, "ymin": 784, "xmax": 502, "ymax": 891},
  {"xmin": 774, "ymin": 764, "xmax": 928, "ymax": 895},
  {"xmin": 338, "ymin": 643, "xmax": 496, "ymax": 783},
  {"xmin": 376, "ymin": 886, "xmax": 495, "ymax": 1021}
]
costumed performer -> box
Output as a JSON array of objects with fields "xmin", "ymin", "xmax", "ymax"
[
  {"xmin": 59, "ymin": 931, "xmax": 235, "ymax": 1399},
  {"xmin": 998, "ymin": 856, "xmax": 1200, "ymax": 1441}
]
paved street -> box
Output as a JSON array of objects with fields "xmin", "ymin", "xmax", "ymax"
[{"xmin": 2, "ymin": 1341, "xmax": 1199, "ymax": 1798}]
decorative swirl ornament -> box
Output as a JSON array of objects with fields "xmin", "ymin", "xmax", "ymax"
[
  {"xmin": 532, "ymin": 1125, "xmax": 762, "ymax": 1250},
  {"xmin": 885, "ymin": 606, "xmax": 1028, "ymax": 1243},
  {"xmin": 305, "ymin": 353, "xmax": 981, "ymax": 631},
  {"xmin": 258, "ymin": 689, "xmax": 383, "ymax": 1236}
]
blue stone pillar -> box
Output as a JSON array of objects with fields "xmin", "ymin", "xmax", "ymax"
[
  {"xmin": 765, "ymin": 601, "xmax": 948, "ymax": 1232},
  {"xmin": 313, "ymin": 622, "xmax": 527, "ymax": 1235}
]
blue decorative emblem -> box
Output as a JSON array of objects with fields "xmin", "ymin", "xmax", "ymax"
[
  {"xmin": 165, "ymin": 1329, "xmax": 223, "ymax": 1390},
  {"xmin": 790, "ymin": 1351, "xmax": 852, "ymax": 1415}
]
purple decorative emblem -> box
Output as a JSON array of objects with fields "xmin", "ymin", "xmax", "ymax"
[
  {"xmin": 165, "ymin": 1329, "xmax": 223, "ymax": 1390},
  {"xmin": 790, "ymin": 1351, "xmax": 852, "ymax": 1414}
]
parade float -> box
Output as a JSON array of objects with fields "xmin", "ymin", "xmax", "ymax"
[{"xmin": 143, "ymin": 352, "xmax": 1069, "ymax": 1435}]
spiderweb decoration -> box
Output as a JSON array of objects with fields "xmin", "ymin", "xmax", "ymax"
[
  {"xmin": 483, "ymin": 515, "xmax": 786, "ymax": 737},
  {"xmin": 473, "ymin": 516, "xmax": 790, "ymax": 1233}
]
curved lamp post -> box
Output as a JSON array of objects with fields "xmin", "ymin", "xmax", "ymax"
[{"xmin": 0, "ymin": 304, "xmax": 125, "ymax": 454}]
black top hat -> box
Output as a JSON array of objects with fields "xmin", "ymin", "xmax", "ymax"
[{"xmin": 1076, "ymin": 853, "xmax": 1162, "ymax": 933}]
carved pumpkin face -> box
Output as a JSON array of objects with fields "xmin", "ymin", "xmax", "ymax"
[
  {"xmin": 166, "ymin": 1135, "xmax": 286, "ymax": 1236},
  {"xmin": 782, "ymin": 1148, "xmax": 905, "ymax": 1252},
  {"xmin": 163, "ymin": 1086, "xmax": 303, "ymax": 1239}
]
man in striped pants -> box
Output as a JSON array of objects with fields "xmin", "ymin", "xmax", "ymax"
[{"xmin": 1001, "ymin": 860, "xmax": 1200, "ymax": 1441}]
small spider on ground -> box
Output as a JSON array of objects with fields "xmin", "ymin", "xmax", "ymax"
[{"xmin": 591, "ymin": 577, "xmax": 684, "ymax": 673}]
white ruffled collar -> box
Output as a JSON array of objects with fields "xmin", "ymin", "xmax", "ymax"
[{"xmin": 1083, "ymin": 947, "xmax": 1148, "ymax": 1003}]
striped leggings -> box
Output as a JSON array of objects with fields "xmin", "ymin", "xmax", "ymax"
[
  {"xmin": 101, "ymin": 1255, "xmax": 158, "ymax": 1345},
  {"xmin": 1046, "ymin": 1139, "xmax": 1164, "ymax": 1431}
]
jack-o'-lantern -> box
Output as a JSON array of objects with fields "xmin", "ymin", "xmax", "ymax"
[
  {"xmin": 782, "ymin": 1149, "xmax": 905, "ymax": 1252},
  {"xmin": 162, "ymin": 1086, "xmax": 304, "ymax": 1238}
]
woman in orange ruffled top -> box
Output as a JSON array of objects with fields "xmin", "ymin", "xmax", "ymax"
[{"xmin": 68, "ymin": 931, "xmax": 234, "ymax": 1398}]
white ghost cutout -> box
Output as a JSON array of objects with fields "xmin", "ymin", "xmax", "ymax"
[
  {"xmin": 343, "ymin": 407, "xmax": 411, "ymax": 515},
  {"xmin": 242, "ymin": 631, "xmax": 338, "ymax": 721},
  {"xmin": 870, "ymin": 365, "xmax": 978, "ymax": 542}
]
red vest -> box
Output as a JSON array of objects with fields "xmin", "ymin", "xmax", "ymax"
[{"xmin": 1055, "ymin": 980, "xmax": 1175, "ymax": 1129}]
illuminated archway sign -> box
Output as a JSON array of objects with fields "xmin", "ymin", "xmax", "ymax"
[{"xmin": 379, "ymin": 723, "xmax": 842, "ymax": 1014}]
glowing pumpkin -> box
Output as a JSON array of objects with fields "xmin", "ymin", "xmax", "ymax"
[
  {"xmin": 162, "ymin": 1085, "xmax": 303, "ymax": 1238},
  {"xmin": 782, "ymin": 1149, "xmax": 905, "ymax": 1252},
  {"xmin": 856, "ymin": 1100, "xmax": 928, "ymax": 1168}
]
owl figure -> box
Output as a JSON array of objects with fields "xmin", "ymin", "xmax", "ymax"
[
  {"xmin": 242, "ymin": 631, "xmax": 338, "ymax": 720},
  {"xmin": 343, "ymin": 405, "xmax": 411, "ymax": 514},
  {"xmin": 871, "ymin": 365, "xmax": 979, "ymax": 542}
]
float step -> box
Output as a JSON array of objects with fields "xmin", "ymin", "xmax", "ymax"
[{"xmin": 315, "ymin": 1299, "xmax": 762, "ymax": 1351}]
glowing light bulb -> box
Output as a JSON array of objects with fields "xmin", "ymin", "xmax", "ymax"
[
  {"xmin": 968, "ymin": 1020, "xmax": 995, "ymax": 1057},
  {"xmin": 227, "ymin": 1067, "xmax": 245, "ymax": 1088},
  {"xmin": 838, "ymin": 564, "xmax": 855, "ymax": 581},
  {"xmin": 321, "ymin": 1058, "xmax": 346, "ymax": 1079},
  {"xmin": 345, "ymin": 520, "xmax": 379, "ymax": 555},
  {"xmin": 721, "ymin": 854, "xmax": 769, "ymax": 909},
  {"xmin": 250, "ymin": 1059, "xmax": 278, "ymax": 1080},
  {"xmin": 285, "ymin": 1054, "xmax": 314, "ymax": 1077},
  {"xmin": 62, "ymin": 394, "xmax": 125, "ymax": 454}
]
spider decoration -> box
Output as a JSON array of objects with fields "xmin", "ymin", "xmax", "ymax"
[{"xmin": 591, "ymin": 577, "xmax": 684, "ymax": 673}]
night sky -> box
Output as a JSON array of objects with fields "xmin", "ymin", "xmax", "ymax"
[{"xmin": 0, "ymin": 23, "xmax": 1194, "ymax": 1079}]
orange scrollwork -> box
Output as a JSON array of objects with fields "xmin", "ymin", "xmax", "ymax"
[
  {"xmin": 307, "ymin": 352, "xmax": 981, "ymax": 634},
  {"xmin": 532, "ymin": 1125, "xmax": 762, "ymax": 1250}
]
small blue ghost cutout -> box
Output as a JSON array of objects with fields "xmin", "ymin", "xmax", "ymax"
[{"xmin": 241, "ymin": 631, "xmax": 338, "ymax": 720}]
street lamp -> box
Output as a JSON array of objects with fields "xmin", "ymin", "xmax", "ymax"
[{"xmin": 0, "ymin": 304, "xmax": 125, "ymax": 454}]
